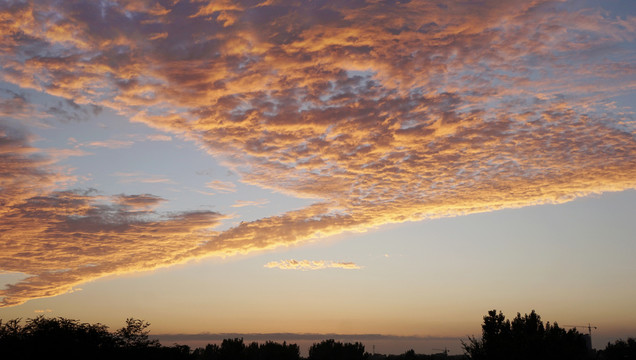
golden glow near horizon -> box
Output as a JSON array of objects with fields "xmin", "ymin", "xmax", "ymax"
[{"xmin": 0, "ymin": 1, "xmax": 635, "ymax": 349}]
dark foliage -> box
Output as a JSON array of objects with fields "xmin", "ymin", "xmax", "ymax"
[
  {"xmin": 1, "ymin": 314, "xmax": 633, "ymax": 359},
  {"xmin": 462, "ymin": 310, "xmax": 594, "ymax": 360},
  {"xmin": 0, "ymin": 316, "xmax": 116, "ymax": 360},
  {"xmin": 308, "ymin": 339, "xmax": 367, "ymax": 360},
  {"xmin": 0, "ymin": 317, "xmax": 301, "ymax": 360},
  {"xmin": 377, "ymin": 348, "xmax": 463, "ymax": 360},
  {"xmin": 599, "ymin": 338, "xmax": 636, "ymax": 360}
]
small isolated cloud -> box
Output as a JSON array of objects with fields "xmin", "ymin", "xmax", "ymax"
[
  {"xmin": 206, "ymin": 180, "xmax": 236, "ymax": 193},
  {"xmin": 231, "ymin": 199, "xmax": 269, "ymax": 208},
  {"xmin": 34, "ymin": 309, "xmax": 53, "ymax": 313},
  {"xmin": 114, "ymin": 194, "xmax": 166, "ymax": 210},
  {"xmin": 44, "ymin": 148, "xmax": 92, "ymax": 160},
  {"xmin": 264, "ymin": 259, "xmax": 361, "ymax": 271},
  {"xmin": 149, "ymin": 32, "xmax": 168, "ymax": 41},
  {"xmin": 84, "ymin": 139, "xmax": 134, "ymax": 149},
  {"xmin": 147, "ymin": 134, "xmax": 172, "ymax": 141},
  {"xmin": 113, "ymin": 172, "xmax": 176, "ymax": 184}
]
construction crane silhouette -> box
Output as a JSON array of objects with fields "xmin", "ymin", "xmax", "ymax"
[
  {"xmin": 563, "ymin": 324, "xmax": 597, "ymax": 350},
  {"xmin": 562, "ymin": 323, "xmax": 597, "ymax": 335}
]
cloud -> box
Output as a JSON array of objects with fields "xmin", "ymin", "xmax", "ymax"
[
  {"xmin": 41, "ymin": 148, "xmax": 92, "ymax": 160},
  {"xmin": 113, "ymin": 172, "xmax": 176, "ymax": 184},
  {"xmin": 148, "ymin": 32, "xmax": 168, "ymax": 41},
  {"xmin": 147, "ymin": 134, "xmax": 172, "ymax": 141},
  {"xmin": 1, "ymin": 0, "xmax": 635, "ymax": 305},
  {"xmin": 154, "ymin": 333, "xmax": 457, "ymax": 342},
  {"xmin": 114, "ymin": 194, "xmax": 166, "ymax": 210},
  {"xmin": 206, "ymin": 180, "xmax": 237, "ymax": 193},
  {"xmin": 231, "ymin": 199, "xmax": 269, "ymax": 207},
  {"xmin": 85, "ymin": 139, "xmax": 134, "ymax": 149},
  {"xmin": 0, "ymin": 126, "xmax": 228, "ymax": 307},
  {"xmin": 265, "ymin": 260, "xmax": 361, "ymax": 271}
]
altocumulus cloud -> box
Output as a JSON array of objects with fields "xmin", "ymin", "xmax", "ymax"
[
  {"xmin": 1, "ymin": 0, "xmax": 635, "ymax": 306},
  {"xmin": 264, "ymin": 260, "xmax": 361, "ymax": 271},
  {"xmin": 0, "ymin": 124, "xmax": 229, "ymax": 306}
]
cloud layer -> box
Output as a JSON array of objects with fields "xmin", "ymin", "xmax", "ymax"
[
  {"xmin": 0, "ymin": 126, "xmax": 228, "ymax": 306},
  {"xmin": 1, "ymin": 0, "xmax": 635, "ymax": 306}
]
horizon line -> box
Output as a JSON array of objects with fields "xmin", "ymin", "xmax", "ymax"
[{"xmin": 151, "ymin": 332, "xmax": 463, "ymax": 342}]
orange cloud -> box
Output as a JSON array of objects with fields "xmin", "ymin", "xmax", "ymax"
[
  {"xmin": 265, "ymin": 260, "xmax": 361, "ymax": 271},
  {"xmin": 1, "ymin": 0, "xmax": 635, "ymax": 306},
  {"xmin": 149, "ymin": 32, "xmax": 169, "ymax": 41},
  {"xmin": 147, "ymin": 134, "xmax": 173, "ymax": 141},
  {"xmin": 231, "ymin": 199, "xmax": 269, "ymax": 207},
  {"xmin": 114, "ymin": 193, "xmax": 166, "ymax": 210},
  {"xmin": 0, "ymin": 126, "xmax": 228, "ymax": 306},
  {"xmin": 85, "ymin": 139, "xmax": 134, "ymax": 149}
]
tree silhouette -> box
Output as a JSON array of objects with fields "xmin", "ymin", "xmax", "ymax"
[
  {"xmin": 0, "ymin": 316, "xmax": 116, "ymax": 360},
  {"xmin": 463, "ymin": 310, "xmax": 593, "ymax": 360},
  {"xmin": 309, "ymin": 339, "xmax": 367, "ymax": 360},
  {"xmin": 600, "ymin": 338, "xmax": 636, "ymax": 360},
  {"xmin": 219, "ymin": 337, "xmax": 247, "ymax": 360},
  {"xmin": 116, "ymin": 317, "xmax": 159, "ymax": 348},
  {"xmin": 259, "ymin": 340, "xmax": 300, "ymax": 360},
  {"xmin": 2, "ymin": 314, "xmax": 631, "ymax": 360}
]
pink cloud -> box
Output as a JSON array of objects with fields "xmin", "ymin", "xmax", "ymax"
[
  {"xmin": 206, "ymin": 180, "xmax": 237, "ymax": 193},
  {"xmin": 231, "ymin": 199, "xmax": 269, "ymax": 207}
]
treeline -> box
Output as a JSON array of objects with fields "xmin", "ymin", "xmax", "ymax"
[
  {"xmin": 0, "ymin": 316, "xmax": 186, "ymax": 360},
  {"xmin": 463, "ymin": 310, "xmax": 636, "ymax": 360},
  {"xmin": 1, "ymin": 312, "xmax": 636, "ymax": 359},
  {"xmin": 0, "ymin": 317, "xmax": 363, "ymax": 360}
]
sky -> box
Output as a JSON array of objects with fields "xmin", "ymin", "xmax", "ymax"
[{"xmin": 0, "ymin": 0, "xmax": 635, "ymax": 355}]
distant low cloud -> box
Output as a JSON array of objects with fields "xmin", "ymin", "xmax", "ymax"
[
  {"xmin": 154, "ymin": 332, "xmax": 457, "ymax": 342},
  {"xmin": 265, "ymin": 260, "xmax": 361, "ymax": 271}
]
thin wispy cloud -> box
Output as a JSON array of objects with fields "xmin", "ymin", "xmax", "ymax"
[
  {"xmin": 0, "ymin": 0, "xmax": 635, "ymax": 306},
  {"xmin": 42, "ymin": 148, "xmax": 92, "ymax": 160},
  {"xmin": 265, "ymin": 260, "xmax": 361, "ymax": 271},
  {"xmin": 113, "ymin": 172, "xmax": 176, "ymax": 184},
  {"xmin": 231, "ymin": 199, "xmax": 269, "ymax": 208},
  {"xmin": 85, "ymin": 139, "xmax": 134, "ymax": 149},
  {"xmin": 147, "ymin": 134, "xmax": 172, "ymax": 142},
  {"xmin": 114, "ymin": 194, "xmax": 166, "ymax": 211},
  {"xmin": 206, "ymin": 180, "xmax": 237, "ymax": 193}
]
